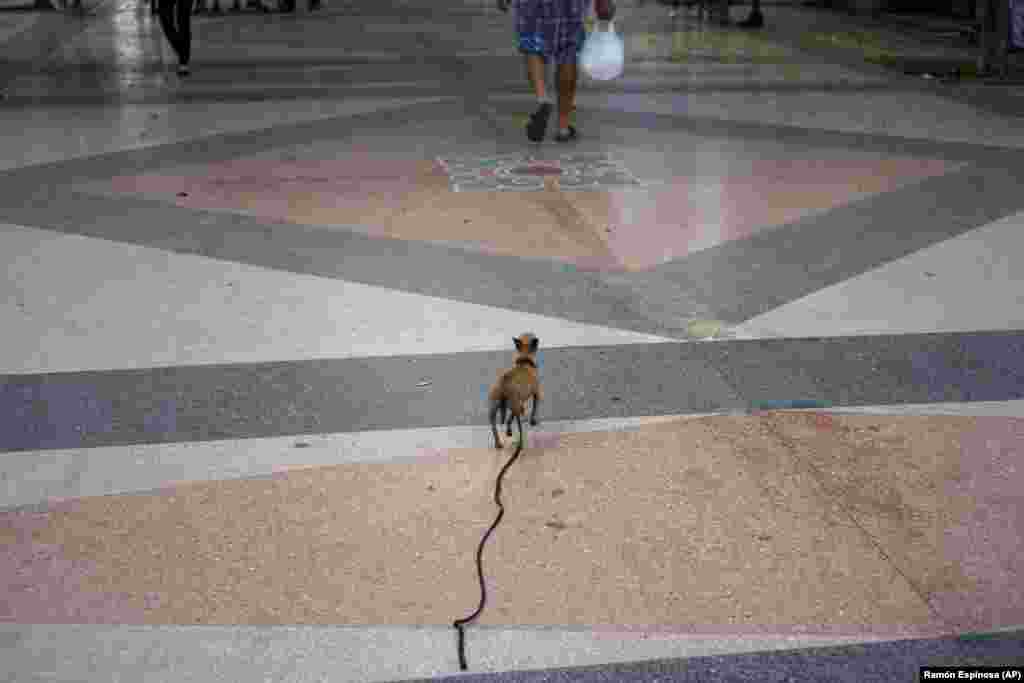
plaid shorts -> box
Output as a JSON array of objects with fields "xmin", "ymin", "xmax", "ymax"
[{"xmin": 515, "ymin": 0, "xmax": 588, "ymax": 64}]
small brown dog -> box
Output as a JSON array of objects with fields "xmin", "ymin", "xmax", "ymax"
[{"xmin": 488, "ymin": 333, "xmax": 542, "ymax": 449}]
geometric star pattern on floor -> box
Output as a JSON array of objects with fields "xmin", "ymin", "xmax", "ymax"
[
  {"xmin": 4, "ymin": 0, "xmax": 1024, "ymax": 680},
  {"xmin": 435, "ymin": 152, "xmax": 643, "ymax": 192}
]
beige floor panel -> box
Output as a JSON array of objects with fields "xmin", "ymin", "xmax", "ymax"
[
  {"xmin": 229, "ymin": 182, "xmax": 616, "ymax": 269},
  {"xmin": 383, "ymin": 187, "xmax": 616, "ymax": 268},
  {"xmin": 486, "ymin": 418, "xmax": 941, "ymax": 635},
  {"xmin": 98, "ymin": 159, "xmax": 619, "ymax": 269},
  {"xmin": 762, "ymin": 412, "xmax": 1024, "ymax": 633},
  {"xmin": 3, "ymin": 416, "xmax": 958, "ymax": 635}
]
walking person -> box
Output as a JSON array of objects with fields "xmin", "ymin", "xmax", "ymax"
[
  {"xmin": 500, "ymin": 0, "xmax": 614, "ymax": 143},
  {"xmin": 158, "ymin": 0, "xmax": 193, "ymax": 75}
]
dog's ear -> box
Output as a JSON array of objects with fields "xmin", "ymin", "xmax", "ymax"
[
  {"xmin": 529, "ymin": 337, "xmax": 539, "ymax": 353},
  {"xmin": 514, "ymin": 337, "xmax": 523, "ymax": 352}
]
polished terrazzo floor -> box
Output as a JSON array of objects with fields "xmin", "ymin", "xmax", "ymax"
[{"xmin": 1, "ymin": 0, "xmax": 1022, "ymax": 680}]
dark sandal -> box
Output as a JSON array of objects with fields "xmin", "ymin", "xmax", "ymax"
[
  {"xmin": 554, "ymin": 125, "xmax": 578, "ymax": 143},
  {"xmin": 526, "ymin": 102, "xmax": 552, "ymax": 143}
]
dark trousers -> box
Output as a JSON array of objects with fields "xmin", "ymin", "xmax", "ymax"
[{"xmin": 158, "ymin": 0, "xmax": 192, "ymax": 65}]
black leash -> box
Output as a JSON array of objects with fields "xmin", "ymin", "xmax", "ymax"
[{"xmin": 452, "ymin": 436, "xmax": 525, "ymax": 671}]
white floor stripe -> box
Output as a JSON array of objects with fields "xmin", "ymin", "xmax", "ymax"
[
  {"xmin": 0, "ymin": 415, "xmax": 713, "ymax": 508},
  {"xmin": 1, "ymin": 223, "xmax": 676, "ymax": 375},
  {"xmin": 815, "ymin": 400, "xmax": 1024, "ymax": 418},
  {"xmin": 731, "ymin": 211, "xmax": 1024, "ymax": 341},
  {"xmin": 4, "ymin": 400, "xmax": 1022, "ymax": 509},
  {"xmin": 0, "ymin": 623, "xmax": 898, "ymax": 683}
]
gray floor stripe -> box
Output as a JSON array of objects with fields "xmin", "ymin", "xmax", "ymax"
[
  {"xmin": 0, "ymin": 98, "xmax": 466, "ymax": 184},
  {"xmin": 0, "ymin": 81, "xmax": 949, "ymax": 108},
  {"xmin": 412, "ymin": 631, "xmax": 1024, "ymax": 683},
  {"xmin": 0, "ymin": 344, "xmax": 743, "ymax": 452},
  {"xmin": 3, "ymin": 330, "xmax": 1023, "ymax": 453}
]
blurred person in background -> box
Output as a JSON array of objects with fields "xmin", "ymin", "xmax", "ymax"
[{"xmin": 158, "ymin": 0, "xmax": 193, "ymax": 75}]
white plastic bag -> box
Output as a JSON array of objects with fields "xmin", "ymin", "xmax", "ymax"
[{"xmin": 580, "ymin": 20, "xmax": 624, "ymax": 81}]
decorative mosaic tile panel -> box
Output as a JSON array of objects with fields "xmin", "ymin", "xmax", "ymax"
[{"xmin": 436, "ymin": 153, "xmax": 642, "ymax": 192}]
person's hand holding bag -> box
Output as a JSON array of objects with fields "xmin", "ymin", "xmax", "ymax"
[
  {"xmin": 581, "ymin": 0, "xmax": 623, "ymax": 81},
  {"xmin": 594, "ymin": 0, "xmax": 615, "ymax": 21}
]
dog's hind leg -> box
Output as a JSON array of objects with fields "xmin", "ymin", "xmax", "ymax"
[{"xmin": 496, "ymin": 398, "xmax": 513, "ymax": 437}]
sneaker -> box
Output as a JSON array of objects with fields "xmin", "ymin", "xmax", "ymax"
[{"xmin": 526, "ymin": 102, "xmax": 552, "ymax": 143}]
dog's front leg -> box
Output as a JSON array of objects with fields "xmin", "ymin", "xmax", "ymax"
[{"xmin": 529, "ymin": 393, "xmax": 540, "ymax": 426}]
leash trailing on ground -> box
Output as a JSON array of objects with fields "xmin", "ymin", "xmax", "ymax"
[{"xmin": 452, "ymin": 436, "xmax": 526, "ymax": 671}]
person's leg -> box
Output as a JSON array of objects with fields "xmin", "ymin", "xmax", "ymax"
[
  {"xmin": 158, "ymin": 0, "xmax": 183, "ymax": 62},
  {"xmin": 517, "ymin": 0, "xmax": 554, "ymax": 142},
  {"xmin": 552, "ymin": 13, "xmax": 583, "ymax": 141},
  {"xmin": 524, "ymin": 53, "xmax": 553, "ymax": 141},
  {"xmin": 175, "ymin": 0, "xmax": 192, "ymax": 70},
  {"xmin": 518, "ymin": 3, "xmax": 548, "ymax": 102},
  {"xmin": 556, "ymin": 61, "xmax": 576, "ymax": 132},
  {"xmin": 525, "ymin": 53, "xmax": 548, "ymax": 100}
]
